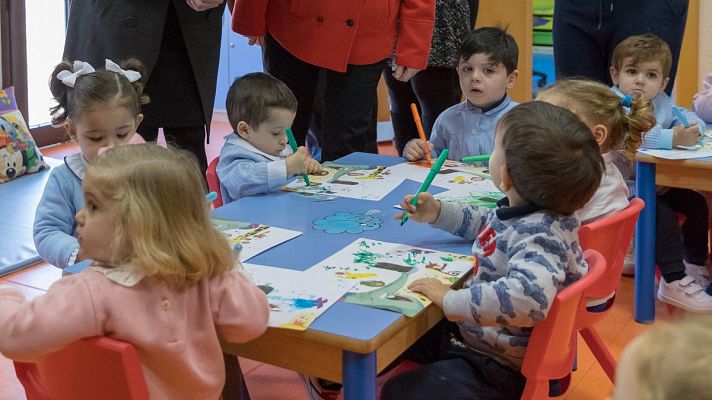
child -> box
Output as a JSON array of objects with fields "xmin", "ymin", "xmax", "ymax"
[
  {"xmin": 536, "ymin": 78, "xmax": 655, "ymax": 224},
  {"xmin": 610, "ymin": 34, "xmax": 712, "ymax": 311},
  {"xmin": 402, "ymin": 26, "xmax": 519, "ymax": 162},
  {"xmin": 33, "ymin": 59, "xmax": 148, "ymax": 269},
  {"xmin": 217, "ymin": 72, "xmax": 322, "ymax": 203},
  {"xmin": 0, "ymin": 144, "xmax": 269, "ymax": 399},
  {"xmin": 612, "ymin": 316, "xmax": 712, "ymax": 400},
  {"xmin": 692, "ymin": 72, "xmax": 712, "ymax": 123},
  {"xmin": 383, "ymin": 101, "xmax": 604, "ymax": 400}
]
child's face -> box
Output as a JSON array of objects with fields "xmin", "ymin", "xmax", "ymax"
[
  {"xmin": 75, "ymin": 170, "xmax": 120, "ymax": 264},
  {"xmin": 66, "ymin": 106, "xmax": 143, "ymax": 163},
  {"xmin": 238, "ymin": 108, "xmax": 296, "ymax": 156},
  {"xmin": 610, "ymin": 58, "xmax": 669, "ymax": 100},
  {"xmin": 457, "ymin": 53, "xmax": 518, "ymax": 109}
]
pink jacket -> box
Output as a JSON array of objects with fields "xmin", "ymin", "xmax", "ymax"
[{"xmin": 0, "ymin": 268, "xmax": 269, "ymax": 400}]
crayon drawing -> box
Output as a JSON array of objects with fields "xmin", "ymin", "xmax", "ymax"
[
  {"xmin": 243, "ymin": 264, "xmax": 356, "ymax": 331},
  {"xmin": 282, "ymin": 162, "xmax": 405, "ymax": 201},
  {"xmin": 313, "ymin": 210, "xmax": 383, "ymax": 234},
  {"xmin": 306, "ymin": 239, "xmax": 475, "ymax": 316},
  {"xmin": 213, "ymin": 218, "xmax": 302, "ymax": 261},
  {"xmin": 434, "ymin": 190, "xmax": 504, "ymax": 208}
]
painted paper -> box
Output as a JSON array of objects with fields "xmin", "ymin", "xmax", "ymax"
[{"xmin": 213, "ymin": 218, "xmax": 302, "ymax": 261}]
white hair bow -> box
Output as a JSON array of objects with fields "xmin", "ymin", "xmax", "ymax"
[
  {"xmin": 56, "ymin": 60, "xmax": 95, "ymax": 88},
  {"xmin": 104, "ymin": 59, "xmax": 142, "ymax": 83}
]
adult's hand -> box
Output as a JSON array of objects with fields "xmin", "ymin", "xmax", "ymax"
[
  {"xmin": 247, "ymin": 36, "xmax": 265, "ymax": 47},
  {"xmin": 392, "ymin": 66, "xmax": 422, "ymax": 82},
  {"xmin": 186, "ymin": 0, "xmax": 224, "ymax": 12}
]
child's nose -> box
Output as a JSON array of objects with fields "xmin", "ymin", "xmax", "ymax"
[{"xmin": 75, "ymin": 210, "xmax": 84, "ymax": 224}]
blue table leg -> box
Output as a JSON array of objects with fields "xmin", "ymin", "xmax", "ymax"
[
  {"xmin": 343, "ymin": 351, "xmax": 377, "ymax": 400},
  {"xmin": 635, "ymin": 160, "xmax": 656, "ymax": 323}
]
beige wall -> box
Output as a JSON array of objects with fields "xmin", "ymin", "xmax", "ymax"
[{"xmin": 699, "ymin": 0, "xmax": 712, "ymax": 89}]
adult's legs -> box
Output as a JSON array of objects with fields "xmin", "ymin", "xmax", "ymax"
[
  {"xmin": 655, "ymin": 194, "xmax": 688, "ymax": 283},
  {"xmin": 320, "ymin": 60, "xmax": 386, "ymax": 161},
  {"xmin": 262, "ymin": 34, "xmax": 320, "ymax": 146},
  {"xmin": 137, "ymin": 125, "xmax": 208, "ymax": 175},
  {"xmin": 382, "ymin": 68, "xmax": 419, "ymax": 155},
  {"xmin": 411, "ymin": 67, "xmax": 462, "ymax": 140},
  {"xmin": 659, "ymin": 188, "xmax": 709, "ymax": 265}
]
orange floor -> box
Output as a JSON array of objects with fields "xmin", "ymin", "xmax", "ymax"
[{"xmin": 1, "ymin": 123, "xmax": 679, "ymax": 400}]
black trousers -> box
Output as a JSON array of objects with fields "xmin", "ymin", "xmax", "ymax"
[
  {"xmin": 138, "ymin": 126, "xmax": 208, "ymax": 175},
  {"xmin": 381, "ymin": 321, "xmax": 525, "ymax": 400},
  {"xmin": 382, "ymin": 66, "xmax": 462, "ymax": 156},
  {"xmin": 657, "ymin": 188, "xmax": 710, "ymax": 281},
  {"xmin": 263, "ymin": 34, "xmax": 385, "ymax": 161},
  {"xmin": 553, "ymin": 0, "xmax": 688, "ymax": 94}
]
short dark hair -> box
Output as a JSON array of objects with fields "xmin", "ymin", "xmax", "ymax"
[
  {"xmin": 498, "ymin": 102, "xmax": 604, "ymax": 215},
  {"xmin": 457, "ymin": 27, "xmax": 518, "ymax": 74},
  {"xmin": 611, "ymin": 33, "xmax": 673, "ymax": 78},
  {"xmin": 226, "ymin": 72, "xmax": 298, "ymax": 130}
]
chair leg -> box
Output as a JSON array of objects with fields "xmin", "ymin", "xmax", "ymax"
[
  {"xmin": 580, "ymin": 327, "xmax": 616, "ymax": 383},
  {"xmin": 222, "ymin": 353, "xmax": 250, "ymax": 400}
]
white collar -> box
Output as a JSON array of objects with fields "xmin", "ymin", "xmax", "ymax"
[
  {"xmin": 226, "ymin": 134, "xmax": 292, "ymax": 160},
  {"xmin": 89, "ymin": 264, "xmax": 145, "ymax": 287},
  {"xmin": 64, "ymin": 152, "xmax": 89, "ymax": 180}
]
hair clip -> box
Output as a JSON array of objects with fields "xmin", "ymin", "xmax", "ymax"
[
  {"xmin": 56, "ymin": 60, "xmax": 96, "ymax": 88},
  {"xmin": 620, "ymin": 95, "xmax": 633, "ymax": 107},
  {"xmin": 105, "ymin": 59, "xmax": 142, "ymax": 83}
]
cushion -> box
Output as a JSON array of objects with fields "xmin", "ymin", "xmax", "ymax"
[{"xmin": 0, "ymin": 86, "xmax": 49, "ymax": 183}]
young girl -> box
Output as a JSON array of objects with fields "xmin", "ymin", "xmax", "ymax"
[
  {"xmin": 612, "ymin": 316, "xmax": 712, "ymax": 400},
  {"xmin": 34, "ymin": 59, "xmax": 148, "ymax": 269},
  {"xmin": 536, "ymin": 78, "xmax": 655, "ymax": 224},
  {"xmin": 0, "ymin": 144, "xmax": 269, "ymax": 399}
]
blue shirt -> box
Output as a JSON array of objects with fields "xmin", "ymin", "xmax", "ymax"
[{"xmin": 430, "ymin": 96, "xmax": 517, "ymax": 162}]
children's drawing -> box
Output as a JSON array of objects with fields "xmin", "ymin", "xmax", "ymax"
[
  {"xmin": 313, "ymin": 210, "xmax": 383, "ymax": 234},
  {"xmin": 306, "ymin": 239, "xmax": 475, "ymax": 317},
  {"xmin": 243, "ymin": 263, "xmax": 357, "ymax": 331},
  {"xmin": 282, "ymin": 161, "xmax": 405, "ymax": 201},
  {"xmin": 213, "ymin": 218, "xmax": 302, "ymax": 261}
]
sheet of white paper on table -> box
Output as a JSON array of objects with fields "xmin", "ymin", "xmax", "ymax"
[
  {"xmin": 282, "ymin": 164, "xmax": 405, "ymax": 201},
  {"xmin": 213, "ymin": 218, "xmax": 302, "ymax": 261},
  {"xmin": 637, "ymin": 148, "xmax": 712, "ymax": 160}
]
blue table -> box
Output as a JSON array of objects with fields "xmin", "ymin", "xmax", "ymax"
[
  {"xmin": 216, "ymin": 153, "xmax": 472, "ymax": 400},
  {"xmin": 634, "ymin": 154, "xmax": 712, "ymax": 322}
]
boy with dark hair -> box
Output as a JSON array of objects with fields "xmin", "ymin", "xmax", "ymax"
[
  {"xmin": 384, "ymin": 101, "xmax": 604, "ymax": 400},
  {"xmin": 217, "ymin": 72, "xmax": 322, "ymax": 203},
  {"xmin": 403, "ymin": 26, "xmax": 519, "ymax": 162},
  {"xmin": 609, "ymin": 34, "xmax": 712, "ymax": 312}
]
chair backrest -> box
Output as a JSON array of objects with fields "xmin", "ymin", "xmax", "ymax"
[
  {"xmin": 520, "ymin": 249, "xmax": 607, "ymax": 399},
  {"xmin": 14, "ymin": 336, "xmax": 149, "ymax": 400},
  {"xmin": 206, "ymin": 157, "xmax": 223, "ymax": 208},
  {"xmin": 578, "ymin": 198, "xmax": 644, "ymax": 299}
]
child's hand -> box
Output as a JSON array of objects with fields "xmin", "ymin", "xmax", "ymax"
[
  {"xmin": 408, "ymin": 278, "xmax": 450, "ymax": 308},
  {"xmin": 403, "ymin": 139, "xmax": 433, "ymax": 161},
  {"xmin": 286, "ymin": 146, "xmax": 309, "ymax": 176},
  {"xmin": 673, "ymin": 124, "xmax": 701, "ymax": 147},
  {"xmin": 394, "ymin": 192, "xmax": 441, "ymax": 224},
  {"xmin": 305, "ymin": 158, "xmax": 323, "ymax": 175}
]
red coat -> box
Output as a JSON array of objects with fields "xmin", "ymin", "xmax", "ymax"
[{"xmin": 232, "ymin": 0, "xmax": 435, "ymax": 73}]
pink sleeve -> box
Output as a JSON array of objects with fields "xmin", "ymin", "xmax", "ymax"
[
  {"xmin": 211, "ymin": 270, "xmax": 269, "ymax": 343},
  {"xmin": 0, "ymin": 276, "xmax": 102, "ymax": 362}
]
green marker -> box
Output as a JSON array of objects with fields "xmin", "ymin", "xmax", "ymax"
[
  {"xmin": 285, "ymin": 128, "xmax": 311, "ymax": 186},
  {"xmin": 461, "ymin": 154, "xmax": 490, "ymax": 163},
  {"xmin": 401, "ymin": 149, "xmax": 449, "ymax": 226}
]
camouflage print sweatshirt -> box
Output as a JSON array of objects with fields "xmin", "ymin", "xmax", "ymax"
[{"xmin": 434, "ymin": 198, "xmax": 588, "ymax": 370}]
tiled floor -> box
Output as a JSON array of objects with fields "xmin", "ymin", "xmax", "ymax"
[{"xmin": 1, "ymin": 123, "xmax": 678, "ymax": 400}]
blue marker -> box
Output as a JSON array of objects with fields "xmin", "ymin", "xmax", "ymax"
[{"xmin": 205, "ymin": 191, "xmax": 218, "ymax": 204}]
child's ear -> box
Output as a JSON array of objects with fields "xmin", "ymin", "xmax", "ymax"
[
  {"xmin": 236, "ymin": 121, "xmax": 251, "ymax": 139},
  {"xmin": 591, "ymin": 124, "xmax": 609, "ymax": 148},
  {"xmin": 134, "ymin": 113, "xmax": 144, "ymax": 130},
  {"xmin": 64, "ymin": 120, "xmax": 77, "ymax": 141},
  {"xmin": 506, "ymin": 70, "xmax": 519, "ymax": 89},
  {"xmin": 660, "ymin": 76, "xmax": 670, "ymax": 93},
  {"xmin": 610, "ymin": 66, "xmax": 620, "ymax": 85},
  {"xmin": 499, "ymin": 164, "xmax": 513, "ymax": 192}
]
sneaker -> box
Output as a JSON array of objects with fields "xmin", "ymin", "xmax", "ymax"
[
  {"xmin": 622, "ymin": 241, "xmax": 635, "ymax": 276},
  {"xmin": 684, "ymin": 261, "xmax": 711, "ymax": 287},
  {"xmin": 657, "ymin": 275, "xmax": 712, "ymax": 313},
  {"xmin": 298, "ymin": 373, "xmax": 341, "ymax": 400}
]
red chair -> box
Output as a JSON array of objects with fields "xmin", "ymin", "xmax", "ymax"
[
  {"xmin": 576, "ymin": 198, "xmax": 644, "ymax": 382},
  {"xmin": 520, "ymin": 249, "xmax": 608, "ymax": 399},
  {"xmin": 14, "ymin": 336, "xmax": 149, "ymax": 400},
  {"xmin": 206, "ymin": 157, "xmax": 223, "ymax": 208}
]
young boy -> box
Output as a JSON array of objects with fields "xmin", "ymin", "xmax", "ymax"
[
  {"xmin": 217, "ymin": 72, "xmax": 322, "ymax": 203},
  {"xmin": 403, "ymin": 27, "xmax": 519, "ymax": 162},
  {"xmin": 383, "ymin": 102, "xmax": 604, "ymax": 400},
  {"xmin": 610, "ymin": 34, "xmax": 712, "ymax": 312}
]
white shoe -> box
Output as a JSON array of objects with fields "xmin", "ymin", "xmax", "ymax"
[
  {"xmin": 658, "ymin": 276, "xmax": 712, "ymax": 313},
  {"xmin": 622, "ymin": 241, "xmax": 635, "ymax": 276},
  {"xmin": 684, "ymin": 261, "xmax": 711, "ymax": 287}
]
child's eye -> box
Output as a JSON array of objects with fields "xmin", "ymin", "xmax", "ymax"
[
  {"xmin": 647, "ymin": 72, "xmax": 658, "ymax": 79},
  {"xmin": 484, "ymin": 68, "xmax": 495, "ymax": 74},
  {"xmin": 625, "ymin": 68, "xmax": 637, "ymax": 75},
  {"xmin": 86, "ymin": 201, "xmax": 96, "ymax": 211},
  {"xmin": 272, "ymin": 132, "xmax": 282, "ymax": 136},
  {"xmin": 88, "ymin": 137, "xmax": 103, "ymax": 142},
  {"xmin": 117, "ymin": 133, "xmax": 129, "ymax": 138}
]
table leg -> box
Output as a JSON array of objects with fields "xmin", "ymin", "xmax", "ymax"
[
  {"xmin": 342, "ymin": 350, "xmax": 377, "ymax": 400},
  {"xmin": 635, "ymin": 160, "xmax": 656, "ymax": 323}
]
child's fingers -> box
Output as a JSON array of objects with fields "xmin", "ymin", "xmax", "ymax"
[{"xmin": 417, "ymin": 140, "xmax": 430, "ymax": 155}]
